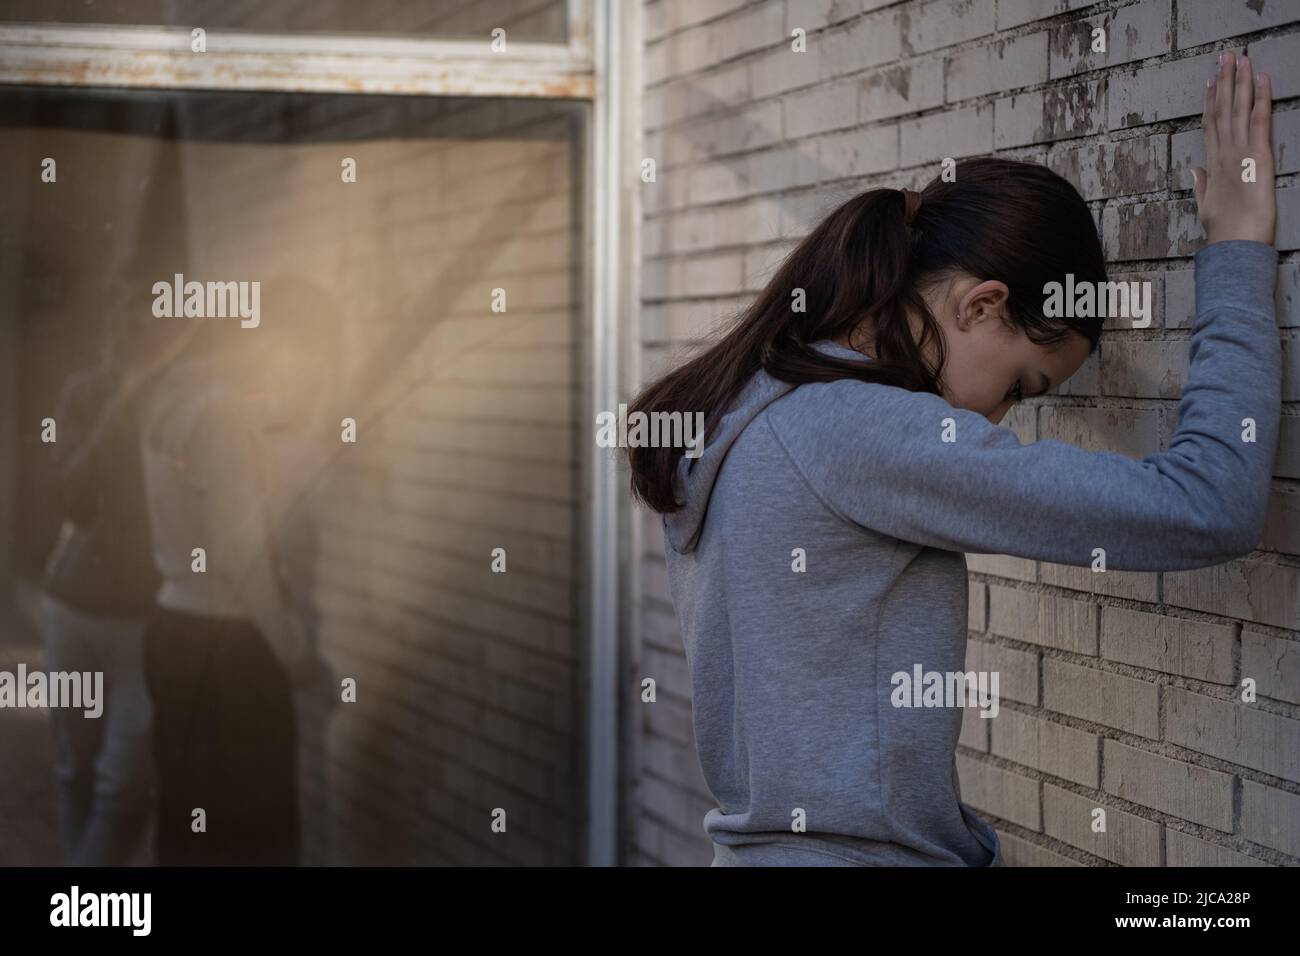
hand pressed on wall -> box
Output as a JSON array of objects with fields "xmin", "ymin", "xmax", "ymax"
[{"xmin": 1192, "ymin": 50, "xmax": 1276, "ymax": 247}]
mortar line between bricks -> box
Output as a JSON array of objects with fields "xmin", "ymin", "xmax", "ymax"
[
  {"xmin": 644, "ymin": 0, "xmax": 1134, "ymax": 98},
  {"xmin": 972, "ymin": 703, "xmax": 1300, "ymax": 802},
  {"xmin": 998, "ymin": 638, "xmax": 1300, "ymax": 716},
  {"xmin": 965, "ymin": 747, "xmax": 1298, "ymax": 865},
  {"xmin": 969, "ymin": 573, "xmax": 1300, "ymax": 638}
]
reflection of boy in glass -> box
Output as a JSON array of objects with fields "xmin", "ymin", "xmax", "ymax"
[{"xmin": 138, "ymin": 277, "xmax": 337, "ymax": 866}]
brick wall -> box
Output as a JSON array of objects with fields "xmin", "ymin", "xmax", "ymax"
[{"xmin": 630, "ymin": 0, "xmax": 1300, "ymax": 866}]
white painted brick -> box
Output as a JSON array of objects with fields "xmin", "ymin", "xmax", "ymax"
[
  {"xmin": 1045, "ymin": 658, "xmax": 1159, "ymax": 738},
  {"xmin": 1040, "ymin": 560, "xmax": 1158, "ymax": 602},
  {"xmin": 1178, "ymin": 0, "xmax": 1300, "ymax": 50},
  {"xmin": 819, "ymin": 6, "xmax": 904, "ymax": 79},
  {"xmin": 709, "ymin": 1, "xmax": 788, "ymax": 67},
  {"xmin": 946, "ymin": 31, "xmax": 1049, "ymax": 102},
  {"xmin": 1170, "ymin": 106, "xmax": 1300, "ymax": 189},
  {"xmin": 1241, "ymin": 630, "xmax": 1300, "ymax": 705},
  {"xmin": 783, "ymin": 78, "xmax": 861, "ymax": 138},
  {"xmin": 957, "ymin": 753, "xmax": 1042, "ymax": 830},
  {"xmin": 1054, "ymin": 345, "xmax": 1101, "ymax": 394},
  {"xmin": 648, "ymin": 250, "xmax": 745, "ymax": 298},
  {"xmin": 988, "ymin": 584, "xmax": 1099, "ymax": 654},
  {"xmin": 1043, "ymin": 658, "xmax": 1160, "ymax": 737},
  {"xmin": 1100, "ymin": 605, "xmax": 1235, "ymax": 684},
  {"xmin": 1241, "ymin": 779, "xmax": 1300, "ymax": 856},
  {"xmin": 1048, "ymin": 135, "xmax": 1168, "ymax": 201},
  {"xmin": 966, "ymin": 552, "xmax": 1038, "ymax": 581},
  {"xmin": 1262, "ymin": 488, "xmax": 1300, "ymax": 556},
  {"xmin": 1245, "ymin": 33, "xmax": 1300, "ymax": 101},
  {"xmin": 1098, "ymin": 339, "xmax": 1189, "ymax": 399},
  {"xmin": 657, "ymin": 0, "xmax": 752, "ymax": 37},
  {"xmin": 1038, "ymin": 404, "xmax": 1162, "ymax": 458},
  {"xmin": 661, "ymin": 101, "xmax": 783, "ymax": 166},
  {"xmin": 1164, "ymin": 261, "xmax": 1300, "ymax": 329},
  {"xmin": 999, "ymin": 830, "xmax": 1087, "ymax": 865},
  {"xmin": 900, "ymin": 0, "xmax": 996, "ymax": 56},
  {"xmin": 682, "ymin": 158, "xmax": 748, "ymax": 206},
  {"xmin": 1108, "ymin": 51, "xmax": 1219, "ymax": 129},
  {"xmin": 1278, "ymin": 186, "xmax": 1300, "ymax": 252},
  {"xmin": 1102, "ymin": 198, "xmax": 1201, "ymax": 261},
  {"xmin": 1049, "ymin": 0, "xmax": 1172, "ymax": 79},
  {"xmin": 1165, "ymin": 686, "xmax": 1300, "ymax": 783},
  {"xmin": 960, "ymin": 704, "xmax": 990, "ymax": 750},
  {"xmin": 992, "ymin": 708, "xmax": 1100, "ymax": 786},
  {"xmin": 1102, "ymin": 739, "xmax": 1234, "ymax": 830},
  {"xmin": 748, "ymin": 43, "xmax": 827, "ymax": 99},
  {"xmin": 784, "ymin": 0, "xmax": 899, "ymax": 35},
  {"xmin": 996, "ymin": 0, "xmax": 1100, "ymax": 32},
  {"xmin": 968, "ymin": 579, "xmax": 987, "ymax": 631},
  {"xmin": 1167, "ymin": 829, "xmax": 1273, "ymax": 866},
  {"xmin": 858, "ymin": 57, "xmax": 946, "ymax": 121},
  {"xmin": 1003, "ymin": 402, "xmax": 1038, "ymax": 442},
  {"xmin": 744, "ymin": 143, "xmax": 822, "ymax": 194},
  {"xmin": 1164, "ymin": 557, "xmax": 1300, "ymax": 630},
  {"xmin": 900, "ymin": 102, "xmax": 993, "ymax": 166},
  {"xmin": 1285, "ymin": 338, "xmax": 1300, "ymax": 402},
  {"xmin": 1280, "ymin": 416, "xmax": 1300, "ymax": 480},
  {"xmin": 966, "ymin": 638, "xmax": 1040, "ymax": 705},
  {"xmin": 816, "ymin": 124, "xmax": 900, "ymax": 179},
  {"xmin": 994, "ymin": 78, "xmax": 1105, "ymax": 148},
  {"xmin": 1043, "ymin": 782, "xmax": 1163, "ymax": 865}
]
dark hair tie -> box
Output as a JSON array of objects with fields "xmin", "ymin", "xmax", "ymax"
[{"xmin": 901, "ymin": 188, "xmax": 923, "ymax": 225}]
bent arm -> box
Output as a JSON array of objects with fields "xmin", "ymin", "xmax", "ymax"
[{"xmin": 769, "ymin": 240, "xmax": 1281, "ymax": 572}]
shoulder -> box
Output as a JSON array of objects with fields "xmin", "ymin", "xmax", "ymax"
[
  {"xmin": 766, "ymin": 376, "xmax": 974, "ymax": 444},
  {"xmin": 762, "ymin": 375, "xmax": 1017, "ymax": 483}
]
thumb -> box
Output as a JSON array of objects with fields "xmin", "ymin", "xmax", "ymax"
[{"xmin": 1191, "ymin": 166, "xmax": 1207, "ymax": 207}]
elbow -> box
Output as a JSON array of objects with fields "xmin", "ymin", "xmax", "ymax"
[{"xmin": 1204, "ymin": 496, "xmax": 1269, "ymax": 564}]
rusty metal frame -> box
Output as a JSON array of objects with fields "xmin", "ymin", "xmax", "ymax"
[{"xmin": 0, "ymin": 0, "xmax": 593, "ymax": 98}]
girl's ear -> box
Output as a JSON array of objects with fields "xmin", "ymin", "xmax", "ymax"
[{"xmin": 956, "ymin": 280, "xmax": 1010, "ymax": 328}]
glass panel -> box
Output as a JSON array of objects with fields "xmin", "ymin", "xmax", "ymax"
[
  {"xmin": 0, "ymin": 86, "xmax": 589, "ymax": 865},
  {"xmin": 0, "ymin": 0, "xmax": 570, "ymax": 43}
]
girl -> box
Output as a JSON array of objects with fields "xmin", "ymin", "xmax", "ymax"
[{"xmin": 625, "ymin": 53, "xmax": 1280, "ymax": 866}]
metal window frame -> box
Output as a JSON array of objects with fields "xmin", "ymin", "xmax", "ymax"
[
  {"xmin": 0, "ymin": 0, "xmax": 626, "ymax": 867},
  {"xmin": 0, "ymin": 0, "xmax": 593, "ymax": 97}
]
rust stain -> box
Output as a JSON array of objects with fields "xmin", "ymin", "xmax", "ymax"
[{"xmin": 0, "ymin": 46, "xmax": 593, "ymax": 98}]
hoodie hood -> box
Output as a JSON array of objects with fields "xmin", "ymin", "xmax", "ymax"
[{"xmin": 664, "ymin": 339, "xmax": 866, "ymax": 554}]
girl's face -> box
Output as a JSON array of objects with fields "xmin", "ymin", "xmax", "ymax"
[{"xmin": 929, "ymin": 276, "xmax": 1092, "ymax": 425}]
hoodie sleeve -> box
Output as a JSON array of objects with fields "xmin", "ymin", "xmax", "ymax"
[{"xmin": 765, "ymin": 240, "xmax": 1282, "ymax": 572}]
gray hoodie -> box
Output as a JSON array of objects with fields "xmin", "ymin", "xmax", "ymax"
[{"xmin": 661, "ymin": 240, "xmax": 1281, "ymax": 866}]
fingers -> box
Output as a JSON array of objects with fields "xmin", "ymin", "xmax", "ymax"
[
  {"xmin": 1203, "ymin": 72, "xmax": 1219, "ymax": 162},
  {"xmin": 1233, "ymin": 54, "xmax": 1254, "ymax": 143},
  {"xmin": 1215, "ymin": 50, "xmax": 1236, "ymax": 144},
  {"xmin": 1250, "ymin": 70, "xmax": 1273, "ymax": 157},
  {"xmin": 1191, "ymin": 166, "xmax": 1207, "ymax": 206}
]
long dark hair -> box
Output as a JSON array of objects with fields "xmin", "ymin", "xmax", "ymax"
[{"xmin": 626, "ymin": 157, "xmax": 1107, "ymax": 513}]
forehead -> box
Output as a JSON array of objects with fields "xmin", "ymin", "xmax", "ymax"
[{"xmin": 1036, "ymin": 332, "xmax": 1093, "ymax": 380}]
